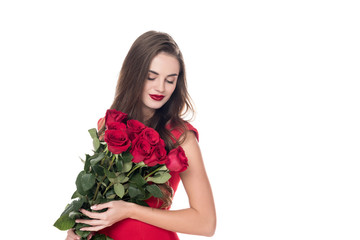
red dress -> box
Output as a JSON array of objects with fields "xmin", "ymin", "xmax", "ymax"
[{"xmin": 98, "ymin": 122, "xmax": 199, "ymax": 240}]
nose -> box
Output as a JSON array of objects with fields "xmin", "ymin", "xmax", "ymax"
[{"xmin": 155, "ymin": 78, "xmax": 165, "ymax": 93}]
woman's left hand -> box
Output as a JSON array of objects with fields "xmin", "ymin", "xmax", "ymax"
[{"xmin": 75, "ymin": 200, "xmax": 133, "ymax": 232}]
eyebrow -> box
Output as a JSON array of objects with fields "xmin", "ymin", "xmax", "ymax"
[{"xmin": 149, "ymin": 70, "xmax": 178, "ymax": 77}]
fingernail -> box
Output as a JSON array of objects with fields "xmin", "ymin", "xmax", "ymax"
[{"xmin": 91, "ymin": 205, "xmax": 97, "ymax": 210}]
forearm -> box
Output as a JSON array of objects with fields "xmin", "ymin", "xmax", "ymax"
[{"xmin": 129, "ymin": 203, "xmax": 215, "ymax": 237}]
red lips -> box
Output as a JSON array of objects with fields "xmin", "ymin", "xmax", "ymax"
[{"xmin": 149, "ymin": 94, "xmax": 165, "ymax": 101}]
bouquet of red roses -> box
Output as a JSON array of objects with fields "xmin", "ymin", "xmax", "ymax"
[{"xmin": 54, "ymin": 109, "xmax": 189, "ymax": 240}]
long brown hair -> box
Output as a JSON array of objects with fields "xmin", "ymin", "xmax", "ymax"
[
  {"xmin": 108, "ymin": 31, "xmax": 194, "ymax": 207},
  {"xmin": 110, "ymin": 30, "xmax": 194, "ymax": 149}
]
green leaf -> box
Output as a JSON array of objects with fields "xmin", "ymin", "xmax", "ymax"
[
  {"xmin": 81, "ymin": 173, "xmax": 96, "ymax": 192},
  {"xmin": 68, "ymin": 211, "xmax": 82, "ymax": 219},
  {"xmin": 108, "ymin": 173, "xmax": 128, "ymax": 184},
  {"xmin": 115, "ymin": 158, "xmax": 123, "ymax": 172},
  {"xmin": 88, "ymin": 128, "xmax": 98, "ymax": 139},
  {"xmin": 84, "ymin": 154, "xmax": 91, "ymax": 172},
  {"xmin": 76, "ymin": 171, "xmax": 96, "ymax": 194},
  {"xmin": 90, "ymin": 152, "xmax": 106, "ymax": 166},
  {"xmin": 120, "ymin": 175, "xmax": 129, "ymax": 183},
  {"xmin": 146, "ymin": 184, "xmax": 163, "ymax": 198},
  {"xmin": 147, "ymin": 172, "xmax": 171, "ymax": 184},
  {"xmin": 75, "ymin": 229, "xmax": 91, "ymax": 238},
  {"xmin": 71, "ymin": 190, "xmax": 82, "ymax": 199},
  {"xmin": 75, "ymin": 223, "xmax": 91, "ymax": 238},
  {"xmin": 63, "ymin": 198, "xmax": 85, "ymax": 215},
  {"xmin": 156, "ymin": 165, "xmax": 168, "ymax": 171},
  {"xmin": 90, "ymin": 191, "xmax": 106, "ymax": 205},
  {"xmin": 130, "ymin": 173, "xmax": 146, "ymax": 187},
  {"xmin": 136, "ymin": 161, "xmax": 146, "ymax": 167},
  {"xmin": 75, "ymin": 223, "xmax": 90, "ymax": 230},
  {"xmin": 104, "ymin": 168, "xmax": 116, "ymax": 178},
  {"xmin": 105, "ymin": 189, "xmax": 116, "ymax": 200},
  {"xmin": 114, "ymin": 183, "xmax": 125, "ymax": 198},
  {"xmin": 53, "ymin": 197, "xmax": 85, "ymax": 230},
  {"xmin": 121, "ymin": 152, "xmax": 133, "ymax": 162},
  {"xmin": 92, "ymin": 165, "xmax": 105, "ymax": 176},
  {"xmin": 128, "ymin": 185, "xmax": 142, "ymax": 198},
  {"xmin": 121, "ymin": 161, "xmax": 133, "ymax": 173},
  {"xmin": 92, "ymin": 234, "xmax": 114, "ymax": 240},
  {"xmin": 53, "ymin": 214, "xmax": 75, "ymax": 230},
  {"xmin": 76, "ymin": 171, "xmax": 87, "ymax": 195},
  {"xmin": 93, "ymin": 138, "xmax": 100, "ymax": 151}
]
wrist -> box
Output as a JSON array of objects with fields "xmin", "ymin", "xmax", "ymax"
[{"xmin": 126, "ymin": 202, "xmax": 138, "ymax": 219}]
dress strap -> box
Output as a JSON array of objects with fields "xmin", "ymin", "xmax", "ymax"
[{"xmin": 169, "ymin": 122, "xmax": 199, "ymax": 142}]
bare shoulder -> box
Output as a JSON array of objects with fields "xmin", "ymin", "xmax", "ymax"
[{"xmin": 182, "ymin": 130, "xmax": 199, "ymax": 146}]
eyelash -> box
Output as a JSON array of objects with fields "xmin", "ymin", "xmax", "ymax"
[{"xmin": 147, "ymin": 77, "xmax": 175, "ymax": 84}]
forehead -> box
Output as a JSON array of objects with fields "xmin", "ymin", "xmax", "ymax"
[{"xmin": 149, "ymin": 52, "xmax": 180, "ymax": 74}]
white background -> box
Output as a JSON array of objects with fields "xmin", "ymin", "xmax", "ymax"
[{"xmin": 1, "ymin": 0, "xmax": 359, "ymax": 239}]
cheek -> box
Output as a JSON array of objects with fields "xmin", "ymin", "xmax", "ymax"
[
  {"xmin": 167, "ymin": 84, "xmax": 177, "ymax": 95},
  {"xmin": 142, "ymin": 83, "xmax": 152, "ymax": 96}
]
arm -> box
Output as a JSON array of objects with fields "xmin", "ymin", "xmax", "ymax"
[
  {"xmin": 78, "ymin": 131, "xmax": 216, "ymax": 236},
  {"xmin": 131, "ymin": 131, "xmax": 216, "ymax": 236}
]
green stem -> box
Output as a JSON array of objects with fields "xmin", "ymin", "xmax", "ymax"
[
  {"xmin": 101, "ymin": 147, "xmax": 110, "ymax": 165},
  {"xmin": 144, "ymin": 166, "xmax": 163, "ymax": 180},
  {"xmin": 103, "ymin": 182, "xmax": 115, "ymax": 195},
  {"xmin": 93, "ymin": 155, "xmax": 116, "ymax": 201},
  {"xmin": 92, "ymin": 181, "xmax": 103, "ymax": 202},
  {"xmin": 108, "ymin": 155, "xmax": 116, "ymax": 171},
  {"xmin": 127, "ymin": 164, "xmax": 141, "ymax": 177}
]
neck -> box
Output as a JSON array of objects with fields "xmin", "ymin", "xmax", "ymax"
[{"xmin": 142, "ymin": 106, "xmax": 155, "ymax": 123}]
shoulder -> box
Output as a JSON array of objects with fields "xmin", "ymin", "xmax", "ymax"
[
  {"xmin": 184, "ymin": 122, "xmax": 199, "ymax": 141},
  {"xmin": 168, "ymin": 122, "xmax": 199, "ymax": 142}
]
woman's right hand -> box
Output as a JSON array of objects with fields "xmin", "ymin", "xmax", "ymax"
[{"xmin": 66, "ymin": 229, "xmax": 93, "ymax": 240}]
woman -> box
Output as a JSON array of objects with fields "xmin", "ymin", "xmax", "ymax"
[{"xmin": 66, "ymin": 31, "xmax": 216, "ymax": 240}]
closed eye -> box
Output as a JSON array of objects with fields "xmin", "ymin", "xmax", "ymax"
[
  {"xmin": 148, "ymin": 70, "xmax": 158, "ymax": 80},
  {"xmin": 166, "ymin": 76, "xmax": 177, "ymax": 84}
]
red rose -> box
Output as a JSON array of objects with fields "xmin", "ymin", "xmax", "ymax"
[
  {"xmin": 144, "ymin": 139, "xmax": 167, "ymax": 167},
  {"xmin": 166, "ymin": 146, "xmax": 189, "ymax": 172},
  {"xmin": 127, "ymin": 119, "xmax": 146, "ymax": 141},
  {"xmin": 107, "ymin": 122, "xmax": 126, "ymax": 130},
  {"xmin": 130, "ymin": 136, "xmax": 153, "ymax": 163},
  {"xmin": 141, "ymin": 127, "xmax": 160, "ymax": 146},
  {"xmin": 104, "ymin": 128, "xmax": 131, "ymax": 154},
  {"xmin": 105, "ymin": 109, "xmax": 128, "ymax": 128}
]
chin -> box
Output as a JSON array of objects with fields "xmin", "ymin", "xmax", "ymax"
[{"xmin": 143, "ymin": 103, "xmax": 165, "ymax": 112}]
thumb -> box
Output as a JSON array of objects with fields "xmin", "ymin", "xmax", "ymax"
[{"xmin": 87, "ymin": 232, "xmax": 94, "ymax": 240}]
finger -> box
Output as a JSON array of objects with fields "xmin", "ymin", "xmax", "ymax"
[
  {"xmin": 80, "ymin": 224, "xmax": 107, "ymax": 232},
  {"xmin": 66, "ymin": 229, "xmax": 81, "ymax": 240},
  {"xmin": 91, "ymin": 202, "xmax": 112, "ymax": 211},
  {"xmin": 76, "ymin": 218, "xmax": 103, "ymax": 226},
  {"xmin": 80, "ymin": 208, "xmax": 103, "ymax": 219},
  {"xmin": 87, "ymin": 232, "xmax": 94, "ymax": 240}
]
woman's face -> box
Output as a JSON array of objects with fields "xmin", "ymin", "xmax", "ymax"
[{"xmin": 141, "ymin": 52, "xmax": 180, "ymax": 118}]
